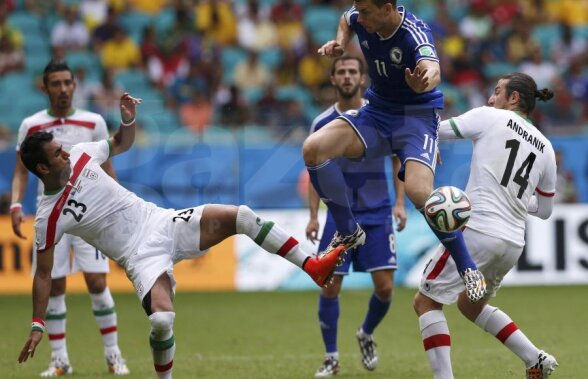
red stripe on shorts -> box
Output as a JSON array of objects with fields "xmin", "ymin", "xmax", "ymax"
[
  {"xmin": 423, "ymin": 334, "xmax": 451, "ymax": 350},
  {"xmin": 426, "ymin": 250, "xmax": 451, "ymax": 280},
  {"xmin": 495, "ymin": 322, "xmax": 518, "ymax": 343}
]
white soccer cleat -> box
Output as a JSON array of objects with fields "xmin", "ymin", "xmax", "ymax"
[
  {"xmin": 526, "ymin": 350, "xmax": 558, "ymax": 379},
  {"xmin": 40, "ymin": 355, "xmax": 73, "ymax": 377},
  {"xmin": 356, "ymin": 329, "xmax": 378, "ymax": 371},
  {"xmin": 326, "ymin": 224, "xmax": 366, "ymax": 252},
  {"xmin": 461, "ymin": 268, "xmax": 486, "ymax": 303},
  {"xmin": 106, "ymin": 352, "xmax": 130, "ymax": 375},
  {"xmin": 315, "ymin": 356, "xmax": 340, "ymax": 378}
]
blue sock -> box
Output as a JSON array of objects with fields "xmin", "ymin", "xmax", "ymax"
[
  {"xmin": 307, "ymin": 160, "xmax": 356, "ymax": 235},
  {"xmin": 318, "ymin": 295, "xmax": 339, "ymax": 353},
  {"xmin": 361, "ymin": 293, "xmax": 391, "ymax": 335},
  {"xmin": 419, "ymin": 209, "xmax": 477, "ymax": 273}
]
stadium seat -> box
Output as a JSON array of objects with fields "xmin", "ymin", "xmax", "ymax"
[
  {"xmin": 259, "ymin": 49, "xmax": 283, "ymax": 70},
  {"xmin": 276, "ymin": 85, "xmax": 312, "ymax": 106},
  {"xmin": 153, "ymin": 8, "xmax": 176, "ymax": 34},
  {"xmin": 120, "ymin": 11, "xmax": 153, "ymax": 41},
  {"xmin": 65, "ymin": 51, "xmax": 101, "ymax": 72},
  {"xmin": 304, "ymin": 6, "xmax": 339, "ymax": 36},
  {"xmin": 482, "ymin": 62, "xmax": 518, "ymax": 79},
  {"xmin": 221, "ymin": 47, "xmax": 248, "ymax": 84},
  {"xmin": 8, "ymin": 11, "xmax": 41, "ymax": 31},
  {"xmin": 115, "ymin": 70, "xmax": 150, "ymax": 90},
  {"xmin": 532, "ymin": 24, "xmax": 560, "ymax": 58}
]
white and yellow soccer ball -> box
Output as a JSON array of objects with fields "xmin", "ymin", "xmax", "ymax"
[{"xmin": 424, "ymin": 186, "xmax": 471, "ymax": 233}]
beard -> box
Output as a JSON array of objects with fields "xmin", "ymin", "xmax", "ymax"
[{"xmin": 337, "ymin": 85, "xmax": 361, "ymax": 100}]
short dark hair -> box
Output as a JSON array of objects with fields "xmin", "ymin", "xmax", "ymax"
[
  {"xmin": 20, "ymin": 131, "xmax": 54, "ymax": 178},
  {"xmin": 500, "ymin": 72, "xmax": 554, "ymax": 115},
  {"xmin": 331, "ymin": 55, "xmax": 365, "ymax": 75},
  {"xmin": 43, "ymin": 59, "xmax": 74, "ymax": 87}
]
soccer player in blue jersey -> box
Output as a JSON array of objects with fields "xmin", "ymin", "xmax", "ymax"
[
  {"xmin": 306, "ymin": 55, "xmax": 407, "ymax": 377},
  {"xmin": 302, "ymin": 0, "xmax": 486, "ymax": 302}
]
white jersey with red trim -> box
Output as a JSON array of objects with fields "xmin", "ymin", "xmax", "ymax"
[
  {"xmin": 439, "ymin": 106, "xmax": 557, "ymax": 246},
  {"xmin": 34, "ymin": 141, "xmax": 164, "ymax": 268},
  {"xmin": 16, "ymin": 109, "xmax": 109, "ymax": 200}
]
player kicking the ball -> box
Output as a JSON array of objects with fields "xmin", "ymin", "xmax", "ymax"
[
  {"xmin": 414, "ymin": 73, "xmax": 559, "ymax": 379},
  {"xmin": 17, "ymin": 93, "xmax": 346, "ymax": 379}
]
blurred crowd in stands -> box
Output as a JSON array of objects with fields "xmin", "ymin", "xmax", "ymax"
[{"xmin": 0, "ymin": 0, "xmax": 587, "ymax": 145}]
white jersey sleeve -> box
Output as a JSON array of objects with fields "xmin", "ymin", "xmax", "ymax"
[
  {"xmin": 72, "ymin": 140, "xmax": 111, "ymax": 165},
  {"xmin": 92, "ymin": 115, "xmax": 109, "ymax": 141},
  {"xmin": 15, "ymin": 118, "xmax": 31, "ymax": 152},
  {"xmin": 439, "ymin": 106, "xmax": 494, "ymax": 141},
  {"xmin": 536, "ymin": 149, "xmax": 557, "ymax": 196}
]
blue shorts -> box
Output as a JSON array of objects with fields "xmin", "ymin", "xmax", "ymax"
[
  {"xmin": 319, "ymin": 216, "xmax": 397, "ymax": 274},
  {"xmin": 338, "ymin": 104, "xmax": 439, "ymax": 180}
]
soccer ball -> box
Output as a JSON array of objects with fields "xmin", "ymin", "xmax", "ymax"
[{"xmin": 424, "ymin": 186, "xmax": 471, "ymax": 233}]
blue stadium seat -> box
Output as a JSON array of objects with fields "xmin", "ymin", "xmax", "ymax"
[
  {"xmin": 115, "ymin": 70, "xmax": 149, "ymax": 90},
  {"xmin": 65, "ymin": 51, "xmax": 101, "ymax": 72},
  {"xmin": 25, "ymin": 50, "xmax": 52, "ymax": 74},
  {"xmin": 304, "ymin": 6, "xmax": 340, "ymax": 35},
  {"xmin": 8, "ymin": 11, "xmax": 41, "ymax": 31},
  {"xmin": 221, "ymin": 47, "xmax": 248, "ymax": 84},
  {"xmin": 153, "ymin": 8, "xmax": 176, "ymax": 34},
  {"xmin": 120, "ymin": 11, "xmax": 153, "ymax": 43},
  {"xmin": 482, "ymin": 62, "xmax": 517, "ymax": 79},
  {"xmin": 242, "ymin": 87, "xmax": 265, "ymax": 104},
  {"xmin": 259, "ymin": 49, "xmax": 283, "ymax": 70},
  {"xmin": 276, "ymin": 85, "xmax": 312, "ymax": 106},
  {"xmin": 532, "ymin": 24, "xmax": 560, "ymax": 58}
]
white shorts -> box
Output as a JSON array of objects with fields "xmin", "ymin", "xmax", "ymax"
[
  {"xmin": 125, "ymin": 205, "xmax": 207, "ymax": 301},
  {"xmin": 419, "ymin": 228, "xmax": 523, "ymax": 304},
  {"xmin": 33, "ymin": 234, "xmax": 110, "ymax": 278}
]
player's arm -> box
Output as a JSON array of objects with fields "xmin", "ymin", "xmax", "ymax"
[
  {"xmin": 528, "ymin": 153, "xmax": 557, "ymax": 220},
  {"xmin": 10, "ymin": 152, "xmax": 29, "ymax": 239},
  {"xmin": 527, "ymin": 194, "xmax": 554, "ymax": 220},
  {"xmin": 317, "ymin": 14, "xmax": 355, "ymax": 57},
  {"xmin": 439, "ymin": 107, "xmax": 490, "ymax": 141},
  {"xmin": 18, "ymin": 245, "xmax": 54, "ymax": 363},
  {"xmin": 109, "ymin": 93, "xmax": 142, "ymax": 157},
  {"xmin": 391, "ymin": 156, "xmax": 407, "ymax": 231},
  {"xmin": 306, "ymin": 181, "xmax": 321, "ymax": 243},
  {"xmin": 405, "ymin": 59, "xmax": 441, "ymax": 94}
]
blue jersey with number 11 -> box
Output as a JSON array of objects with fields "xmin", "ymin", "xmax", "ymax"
[{"xmin": 345, "ymin": 5, "xmax": 444, "ymax": 110}]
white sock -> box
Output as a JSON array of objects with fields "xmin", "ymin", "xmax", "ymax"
[
  {"xmin": 236, "ymin": 205, "xmax": 309, "ymax": 267},
  {"xmin": 150, "ymin": 312, "xmax": 176, "ymax": 379},
  {"xmin": 419, "ymin": 310, "xmax": 453, "ymax": 379},
  {"xmin": 89, "ymin": 288, "xmax": 120, "ymax": 354},
  {"xmin": 46, "ymin": 294, "xmax": 68, "ymax": 358},
  {"xmin": 475, "ymin": 305, "xmax": 539, "ymax": 366}
]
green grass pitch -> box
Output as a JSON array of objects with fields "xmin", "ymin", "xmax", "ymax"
[{"xmin": 1, "ymin": 286, "xmax": 586, "ymax": 378}]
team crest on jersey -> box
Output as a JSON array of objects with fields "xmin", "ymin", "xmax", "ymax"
[
  {"xmin": 361, "ymin": 40, "xmax": 369, "ymax": 49},
  {"xmin": 71, "ymin": 178, "xmax": 83, "ymax": 194},
  {"xmin": 82, "ymin": 168, "xmax": 98, "ymax": 180},
  {"xmin": 390, "ymin": 47, "xmax": 402, "ymax": 64},
  {"xmin": 418, "ymin": 45, "xmax": 436, "ymax": 58}
]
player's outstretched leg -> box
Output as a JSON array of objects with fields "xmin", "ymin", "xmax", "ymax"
[
  {"xmin": 149, "ymin": 312, "xmax": 176, "ymax": 379},
  {"xmin": 41, "ymin": 293, "xmax": 73, "ymax": 377},
  {"xmin": 467, "ymin": 302, "xmax": 558, "ymax": 379},
  {"xmin": 234, "ymin": 205, "xmax": 346, "ymax": 287},
  {"xmin": 89, "ymin": 287, "xmax": 129, "ymax": 375}
]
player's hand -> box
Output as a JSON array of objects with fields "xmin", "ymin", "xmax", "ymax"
[
  {"xmin": 393, "ymin": 205, "xmax": 407, "ymax": 232},
  {"xmin": 18, "ymin": 331, "xmax": 43, "ymax": 363},
  {"xmin": 11, "ymin": 208, "xmax": 27, "ymax": 239},
  {"xmin": 318, "ymin": 40, "xmax": 344, "ymax": 57},
  {"xmin": 405, "ymin": 66, "xmax": 430, "ymax": 93},
  {"xmin": 306, "ymin": 219, "xmax": 320, "ymax": 244},
  {"xmin": 119, "ymin": 92, "xmax": 142, "ymax": 123}
]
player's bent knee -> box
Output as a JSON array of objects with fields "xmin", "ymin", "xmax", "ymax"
[
  {"xmin": 149, "ymin": 311, "xmax": 175, "ymax": 338},
  {"xmin": 302, "ymin": 136, "xmax": 320, "ymax": 165}
]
